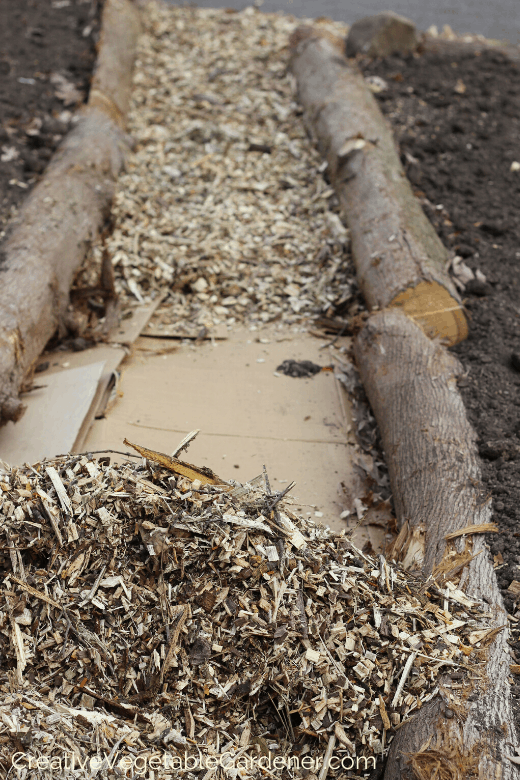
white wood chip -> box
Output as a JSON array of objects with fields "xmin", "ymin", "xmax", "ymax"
[{"xmin": 45, "ymin": 466, "xmax": 72, "ymax": 514}]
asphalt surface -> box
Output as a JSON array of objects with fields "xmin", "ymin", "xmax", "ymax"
[{"xmin": 187, "ymin": 0, "xmax": 519, "ymax": 45}]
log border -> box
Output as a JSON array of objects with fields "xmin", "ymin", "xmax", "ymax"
[
  {"xmin": 289, "ymin": 24, "xmax": 520, "ymax": 779},
  {"xmin": 288, "ymin": 26, "xmax": 468, "ymax": 348},
  {"xmin": 0, "ymin": 0, "xmax": 141, "ymax": 426}
]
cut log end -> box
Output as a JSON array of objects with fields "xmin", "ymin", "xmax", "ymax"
[{"xmin": 389, "ymin": 280, "xmax": 468, "ymax": 346}]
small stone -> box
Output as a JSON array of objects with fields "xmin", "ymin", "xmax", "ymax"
[
  {"xmin": 345, "ymin": 12, "xmax": 418, "ymax": 58},
  {"xmin": 511, "ymin": 353, "xmax": 520, "ymax": 373}
]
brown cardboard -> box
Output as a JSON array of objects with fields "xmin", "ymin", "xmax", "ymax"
[
  {"xmin": 84, "ymin": 328, "xmax": 361, "ymax": 532},
  {"xmin": 108, "ymin": 296, "xmax": 166, "ymax": 345},
  {"xmin": 0, "ymin": 362, "xmax": 105, "ymax": 466}
]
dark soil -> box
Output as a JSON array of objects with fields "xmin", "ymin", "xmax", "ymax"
[
  {"xmin": 0, "ymin": 0, "xmax": 101, "ymax": 232},
  {"xmin": 361, "ymin": 43, "xmax": 520, "ymax": 720}
]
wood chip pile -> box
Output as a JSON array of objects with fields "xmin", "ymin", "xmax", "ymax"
[
  {"xmin": 0, "ymin": 447, "xmax": 495, "ymax": 777},
  {"xmin": 75, "ymin": 3, "xmax": 356, "ymax": 339}
]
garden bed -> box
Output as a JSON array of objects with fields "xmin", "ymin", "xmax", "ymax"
[
  {"xmin": 0, "ymin": 0, "xmax": 101, "ymax": 231},
  {"xmin": 360, "ymin": 41, "xmax": 520, "ymax": 731}
]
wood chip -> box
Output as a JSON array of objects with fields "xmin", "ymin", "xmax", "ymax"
[
  {"xmin": 0, "ymin": 440, "xmax": 488, "ymax": 773},
  {"xmin": 73, "ymin": 2, "xmax": 354, "ymax": 341}
]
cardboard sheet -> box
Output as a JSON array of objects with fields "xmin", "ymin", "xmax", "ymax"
[
  {"xmin": 0, "ymin": 362, "xmax": 105, "ymax": 466},
  {"xmin": 108, "ymin": 296, "xmax": 166, "ymax": 345},
  {"xmin": 84, "ymin": 328, "xmax": 360, "ymax": 531}
]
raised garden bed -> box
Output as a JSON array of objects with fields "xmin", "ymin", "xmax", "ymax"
[{"xmin": 360, "ymin": 40, "xmax": 520, "ymax": 732}]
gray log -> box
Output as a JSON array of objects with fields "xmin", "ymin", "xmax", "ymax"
[
  {"xmin": 288, "ymin": 26, "xmax": 467, "ymax": 347},
  {"xmin": 345, "ymin": 12, "xmax": 418, "ymax": 58},
  {"xmin": 0, "ymin": 0, "xmax": 140, "ymax": 425},
  {"xmin": 354, "ymin": 310, "xmax": 519, "ymax": 779},
  {"xmin": 289, "ymin": 21, "xmax": 517, "ymax": 779}
]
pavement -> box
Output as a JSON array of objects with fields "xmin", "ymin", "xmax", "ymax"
[{"xmin": 185, "ymin": 0, "xmax": 520, "ymax": 45}]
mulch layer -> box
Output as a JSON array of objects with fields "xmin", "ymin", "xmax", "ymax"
[
  {"xmin": 0, "ymin": 0, "xmax": 101, "ymax": 232},
  {"xmin": 361, "ymin": 41, "xmax": 520, "ymax": 725}
]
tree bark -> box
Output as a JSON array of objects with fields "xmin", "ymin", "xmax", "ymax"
[
  {"xmin": 288, "ymin": 26, "xmax": 467, "ymax": 347},
  {"xmin": 0, "ymin": 0, "xmax": 140, "ymax": 426},
  {"xmin": 354, "ymin": 310, "xmax": 519, "ymax": 779},
  {"xmin": 89, "ymin": 0, "xmax": 141, "ymax": 126}
]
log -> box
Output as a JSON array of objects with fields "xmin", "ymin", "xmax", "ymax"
[
  {"xmin": 288, "ymin": 26, "xmax": 467, "ymax": 347},
  {"xmin": 289, "ymin": 20, "xmax": 518, "ymax": 778},
  {"xmin": 0, "ymin": 0, "xmax": 140, "ymax": 426},
  {"xmin": 421, "ymin": 34, "xmax": 520, "ymax": 65},
  {"xmin": 89, "ymin": 0, "xmax": 140, "ymax": 125},
  {"xmin": 354, "ymin": 309, "xmax": 519, "ymax": 779}
]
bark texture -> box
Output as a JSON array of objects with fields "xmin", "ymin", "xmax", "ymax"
[
  {"xmin": 0, "ymin": 0, "xmax": 140, "ymax": 425},
  {"xmin": 354, "ymin": 310, "xmax": 519, "ymax": 780},
  {"xmin": 89, "ymin": 0, "xmax": 141, "ymax": 125},
  {"xmin": 288, "ymin": 27, "xmax": 467, "ymax": 346}
]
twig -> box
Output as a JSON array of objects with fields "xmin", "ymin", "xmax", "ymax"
[
  {"xmin": 263, "ymin": 464, "xmax": 272, "ymax": 496},
  {"xmin": 391, "ymin": 651, "xmax": 417, "ymax": 708},
  {"xmin": 271, "ymin": 581, "xmax": 287, "ymax": 624},
  {"xmin": 268, "ymin": 481, "xmax": 296, "ymax": 511},
  {"xmin": 319, "ymin": 321, "xmax": 350, "ymax": 349},
  {"xmin": 345, "ymin": 509, "xmax": 369, "ymax": 540},
  {"xmin": 318, "ymin": 734, "xmax": 336, "ymax": 780},
  {"xmin": 9, "ymin": 575, "xmax": 62, "ymax": 610},
  {"xmin": 45, "ymin": 466, "xmax": 73, "ymax": 515},
  {"xmin": 171, "ymin": 429, "xmax": 200, "ymax": 458},
  {"xmin": 78, "ymin": 564, "xmax": 107, "ymax": 607},
  {"xmin": 296, "ymin": 588, "xmax": 309, "ymax": 642},
  {"xmin": 319, "ymin": 634, "xmax": 344, "ymax": 679},
  {"xmin": 397, "ymin": 644, "xmax": 472, "ymax": 669},
  {"xmin": 40, "ymin": 499, "xmax": 63, "ymax": 546},
  {"xmin": 160, "ymin": 604, "xmax": 189, "ymax": 685}
]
